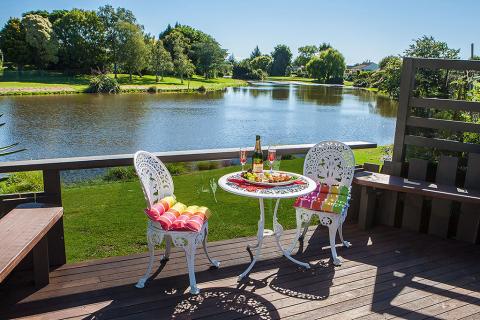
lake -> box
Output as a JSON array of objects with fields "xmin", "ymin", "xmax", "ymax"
[{"xmin": 0, "ymin": 83, "xmax": 398, "ymax": 161}]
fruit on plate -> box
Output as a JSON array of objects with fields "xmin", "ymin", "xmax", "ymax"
[{"xmin": 241, "ymin": 169, "xmax": 296, "ymax": 183}]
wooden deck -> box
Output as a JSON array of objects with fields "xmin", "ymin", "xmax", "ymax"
[{"xmin": 1, "ymin": 224, "xmax": 479, "ymax": 319}]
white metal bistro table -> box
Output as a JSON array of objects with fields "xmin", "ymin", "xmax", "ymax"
[{"xmin": 218, "ymin": 171, "xmax": 317, "ymax": 280}]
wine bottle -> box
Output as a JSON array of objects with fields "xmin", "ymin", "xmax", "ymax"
[{"xmin": 252, "ymin": 135, "xmax": 264, "ymax": 173}]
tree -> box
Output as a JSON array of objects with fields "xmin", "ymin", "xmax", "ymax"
[
  {"xmin": 172, "ymin": 38, "xmax": 194, "ymax": 84},
  {"xmin": 377, "ymin": 57, "xmax": 402, "ymax": 98},
  {"xmin": 293, "ymin": 45, "xmax": 318, "ymax": 68},
  {"xmin": 250, "ymin": 45, "xmax": 261, "ymax": 59},
  {"xmin": 23, "ymin": 14, "xmax": 58, "ymax": 69},
  {"xmin": 98, "ymin": 5, "xmax": 137, "ymax": 78},
  {"xmin": 404, "ymin": 35, "xmax": 460, "ymax": 59},
  {"xmin": 250, "ymin": 55, "xmax": 272, "ymax": 73},
  {"xmin": 54, "ymin": 9, "xmax": 107, "ymax": 72},
  {"xmin": 405, "ymin": 35, "xmax": 460, "ymax": 98},
  {"xmin": 270, "ymin": 44, "xmax": 292, "ymax": 76},
  {"xmin": 379, "ymin": 55, "xmax": 398, "ymax": 69},
  {"xmin": 306, "ymin": 48, "xmax": 345, "ymax": 83},
  {"xmin": 117, "ymin": 22, "xmax": 147, "ymax": 81},
  {"xmin": 193, "ymin": 38, "xmax": 227, "ymax": 78},
  {"xmin": 232, "ymin": 59, "xmax": 266, "ymax": 80},
  {"xmin": 150, "ymin": 39, "xmax": 173, "ymax": 82},
  {"xmin": 0, "ymin": 18, "xmax": 31, "ymax": 70},
  {"xmin": 318, "ymin": 42, "xmax": 332, "ymax": 52}
]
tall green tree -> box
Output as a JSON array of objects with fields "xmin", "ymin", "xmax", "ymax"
[
  {"xmin": 379, "ymin": 55, "xmax": 398, "ymax": 69},
  {"xmin": 193, "ymin": 38, "xmax": 227, "ymax": 78},
  {"xmin": 23, "ymin": 14, "xmax": 58, "ymax": 69},
  {"xmin": 250, "ymin": 45, "xmax": 261, "ymax": 59},
  {"xmin": 405, "ymin": 35, "xmax": 460, "ymax": 98},
  {"xmin": 117, "ymin": 22, "xmax": 147, "ymax": 81},
  {"xmin": 293, "ymin": 45, "xmax": 318, "ymax": 68},
  {"xmin": 270, "ymin": 44, "xmax": 292, "ymax": 76},
  {"xmin": 172, "ymin": 38, "xmax": 195, "ymax": 84},
  {"xmin": 404, "ymin": 35, "xmax": 460, "ymax": 59},
  {"xmin": 0, "ymin": 18, "xmax": 31, "ymax": 70},
  {"xmin": 54, "ymin": 9, "xmax": 107, "ymax": 72},
  {"xmin": 98, "ymin": 5, "xmax": 137, "ymax": 78},
  {"xmin": 318, "ymin": 42, "xmax": 332, "ymax": 52},
  {"xmin": 250, "ymin": 55, "xmax": 272, "ymax": 73},
  {"xmin": 377, "ymin": 57, "xmax": 402, "ymax": 98},
  {"xmin": 150, "ymin": 39, "xmax": 173, "ymax": 82},
  {"xmin": 306, "ymin": 48, "xmax": 345, "ymax": 83}
]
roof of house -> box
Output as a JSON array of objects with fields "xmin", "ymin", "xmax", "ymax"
[{"xmin": 347, "ymin": 62, "xmax": 379, "ymax": 71}]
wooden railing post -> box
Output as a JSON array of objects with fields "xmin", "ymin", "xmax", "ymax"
[
  {"xmin": 42, "ymin": 169, "xmax": 66, "ymax": 266},
  {"xmin": 391, "ymin": 57, "xmax": 415, "ymax": 175}
]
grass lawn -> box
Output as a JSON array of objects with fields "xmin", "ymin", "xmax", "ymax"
[
  {"xmin": 0, "ymin": 72, "xmax": 246, "ymax": 95},
  {"xmin": 267, "ymin": 76, "xmax": 318, "ymax": 83},
  {"xmin": 61, "ymin": 146, "xmax": 388, "ymax": 262}
]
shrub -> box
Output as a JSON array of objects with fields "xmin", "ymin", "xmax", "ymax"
[
  {"xmin": 0, "ymin": 171, "xmax": 43, "ymax": 193},
  {"xmin": 281, "ymin": 154, "xmax": 296, "ymax": 160},
  {"xmin": 196, "ymin": 161, "xmax": 220, "ymax": 171},
  {"xmin": 352, "ymin": 71, "xmax": 371, "ymax": 88},
  {"xmin": 87, "ymin": 74, "xmax": 120, "ymax": 94},
  {"xmin": 165, "ymin": 162, "xmax": 188, "ymax": 175},
  {"xmin": 232, "ymin": 59, "xmax": 266, "ymax": 80},
  {"xmin": 197, "ymin": 85, "xmax": 206, "ymax": 93},
  {"xmin": 103, "ymin": 167, "xmax": 137, "ymax": 182},
  {"xmin": 147, "ymin": 86, "xmax": 157, "ymax": 93}
]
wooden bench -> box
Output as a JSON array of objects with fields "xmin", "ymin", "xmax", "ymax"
[
  {"xmin": 0, "ymin": 207, "xmax": 63, "ymax": 287},
  {"xmin": 354, "ymin": 154, "xmax": 480, "ymax": 243}
]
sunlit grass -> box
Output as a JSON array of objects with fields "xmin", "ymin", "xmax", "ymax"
[
  {"xmin": 0, "ymin": 72, "xmax": 246, "ymax": 94},
  {"xmin": 61, "ymin": 147, "xmax": 388, "ymax": 262}
]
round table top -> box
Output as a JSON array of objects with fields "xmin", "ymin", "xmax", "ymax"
[{"xmin": 218, "ymin": 171, "xmax": 317, "ymax": 199}]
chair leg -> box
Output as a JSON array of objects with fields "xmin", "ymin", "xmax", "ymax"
[
  {"xmin": 185, "ymin": 238, "xmax": 200, "ymax": 295},
  {"xmin": 328, "ymin": 219, "xmax": 342, "ymax": 266},
  {"xmin": 202, "ymin": 226, "xmax": 220, "ymax": 268},
  {"xmin": 136, "ymin": 238, "xmax": 156, "ymax": 289},
  {"xmin": 162, "ymin": 235, "xmax": 171, "ymax": 262},
  {"xmin": 288, "ymin": 209, "xmax": 311, "ymax": 254},
  {"xmin": 337, "ymin": 220, "xmax": 351, "ymax": 248}
]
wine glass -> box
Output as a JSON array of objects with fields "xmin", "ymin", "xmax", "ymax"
[
  {"xmin": 268, "ymin": 146, "xmax": 276, "ymax": 173},
  {"xmin": 239, "ymin": 148, "xmax": 247, "ymax": 172}
]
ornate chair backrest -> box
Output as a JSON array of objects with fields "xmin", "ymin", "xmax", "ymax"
[
  {"xmin": 303, "ymin": 141, "xmax": 355, "ymax": 187},
  {"xmin": 134, "ymin": 151, "xmax": 174, "ymax": 208}
]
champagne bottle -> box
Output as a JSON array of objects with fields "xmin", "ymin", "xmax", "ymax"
[{"xmin": 252, "ymin": 135, "xmax": 264, "ymax": 173}]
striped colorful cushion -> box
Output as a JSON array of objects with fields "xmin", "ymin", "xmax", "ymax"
[
  {"xmin": 294, "ymin": 184, "xmax": 350, "ymax": 214},
  {"xmin": 318, "ymin": 183, "xmax": 350, "ymax": 196},
  {"xmin": 184, "ymin": 207, "xmax": 211, "ymax": 232},
  {"xmin": 158, "ymin": 202, "xmax": 187, "ymax": 230},
  {"xmin": 144, "ymin": 196, "xmax": 176, "ymax": 221},
  {"xmin": 170, "ymin": 205, "xmax": 199, "ymax": 231}
]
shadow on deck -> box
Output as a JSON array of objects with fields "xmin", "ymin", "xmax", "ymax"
[{"xmin": 1, "ymin": 224, "xmax": 479, "ymax": 319}]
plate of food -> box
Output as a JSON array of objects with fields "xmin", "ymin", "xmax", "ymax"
[{"xmin": 240, "ymin": 170, "xmax": 300, "ymax": 186}]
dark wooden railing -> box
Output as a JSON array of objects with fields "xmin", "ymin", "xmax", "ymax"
[{"xmin": 0, "ymin": 141, "xmax": 377, "ymax": 266}]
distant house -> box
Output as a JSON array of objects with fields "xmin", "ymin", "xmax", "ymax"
[{"xmin": 346, "ymin": 62, "xmax": 379, "ymax": 73}]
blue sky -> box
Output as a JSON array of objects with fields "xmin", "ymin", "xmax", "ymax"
[{"xmin": 0, "ymin": 0, "xmax": 477, "ymax": 64}]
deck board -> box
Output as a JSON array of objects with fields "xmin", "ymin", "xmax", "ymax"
[{"xmin": 1, "ymin": 225, "xmax": 479, "ymax": 320}]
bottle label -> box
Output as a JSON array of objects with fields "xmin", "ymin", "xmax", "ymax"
[{"xmin": 253, "ymin": 162, "xmax": 263, "ymax": 173}]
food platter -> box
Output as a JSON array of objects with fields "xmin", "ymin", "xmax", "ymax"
[{"xmin": 240, "ymin": 170, "xmax": 300, "ymax": 187}]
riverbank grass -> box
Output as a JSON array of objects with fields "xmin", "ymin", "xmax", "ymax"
[{"xmin": 0, "ymin": 73, "xmax": 246, "ymax": 95}]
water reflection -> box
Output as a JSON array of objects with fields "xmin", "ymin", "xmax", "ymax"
[
  {"xmin": 0, "ymin": 83, "xmax": 397, "ymax": 161},
  {"xmin": 295, "ymin": 85, "xmax": 343, "ymax": 106}
]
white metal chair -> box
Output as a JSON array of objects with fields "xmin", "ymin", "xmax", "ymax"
[
  {"xmin": 290, "ymin": 141, "xmax": 355, "ymax": 266},
  {"xmin": 133, "ymin": 151, "xmax": 219, "ymax": 294}
]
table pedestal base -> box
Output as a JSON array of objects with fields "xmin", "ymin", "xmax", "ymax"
[{"xmin": 238, "ymin": 198, "xmax": 310, "ymax": 281}]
